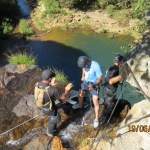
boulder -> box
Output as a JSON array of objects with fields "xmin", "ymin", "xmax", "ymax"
[
  {"xmin": 0, "ymin": 65, "xmax": 42, "ymax": 144},
  {"xmin": 111, "ymin": 99, "xmax": 150, "ymax": 150},
  {"xmin": 12, "ymin": 94, "xmax": 43, "ymax": 118},
  {"xmin": 23, "ymin": 135, "xmax": 66, "ymax": 150},
  {"xmin": 124, "ymin": 32, "xmax": 150, "ymax": 97}
]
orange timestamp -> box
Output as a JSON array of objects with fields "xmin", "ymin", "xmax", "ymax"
[{"xmin": 128, "ymin": 125, "xmax": 150, "ymax": 132}]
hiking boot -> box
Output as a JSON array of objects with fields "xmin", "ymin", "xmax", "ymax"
[
  {"xmin": 93, "ymin": 120, "xmax": 99, "ymax": 128},
  {"xmin": 46, "ymin": 129, "xmax": 53, "ymax": 137},
  {"xmin": 72, "ymin": 103, "xmax": 82, "ymax": 109},
  {"xmin": 46, "ymin": 128, "xmax": 60, "ymax": 137}
]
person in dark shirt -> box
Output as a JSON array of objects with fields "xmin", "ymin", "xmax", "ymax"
[
  {"xmin": 35, "ymin": 69, "xmax": 73, "ymax": 136},
  {"xmin": 99, "ymin": 54, "xmax": 124, "ymax": 124}
]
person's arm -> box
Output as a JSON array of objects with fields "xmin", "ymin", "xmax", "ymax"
[
  {"xmin": 93, "ymin": 76, "xmax": 102, "ymax": 86},
  {"xmin": 109, "ymin": 75, "xmax": 122, "ymax": 85},
  {"xmin": 81, "ymin": 68, "xmax": 85, "ymax": 81},
  {"xmin": 60, "ymin": 83, "xmax": 73, "ymax": 101}
]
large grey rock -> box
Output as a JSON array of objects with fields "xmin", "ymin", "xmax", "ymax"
[
  {"xmin": 5, "ymin": 64, "xmax": 37, "ymax": 74},
  {"xmin": 111, "ymin": 99, "xmax": 150, "ymax": 150},
  {"xmin": 12, "ymin": 94, "xmax": 44, "ymax": 118},
  {"xmin": 124, "ymin": 33, "xmax": 150, "ymax": 98}
]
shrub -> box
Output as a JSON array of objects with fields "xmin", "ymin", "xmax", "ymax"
[
  {"xmin": 5, "ymin": 51, "xmax": 36, "ymax": 65},
  {"xmin": 99, "ymin": 28, "xmax": 109, "ymax": 33},
  {"xmin": 52, "ymin": 68, "xmax": 68, "ymax": 83},
  {"xmin": 60, "ymin": 9, "xmax": 67, "ymax": 16},
  {"xmin": 44, "ymin": 0, "xmax": 61, "ymax": 16},
  {"xmin": 120, "ymin": 43, "xmax": 134, "ymax": 53},
  {"xmin": 131, "ymin": 0, "xmax": 146, "ymax": 19},
  {"xmin": 19, "ymin": 19, "xmax": 33, "ymax": 36},
  {"xmin": 113, "ymin": 10, "xmax": 130, "ymax": 20},
  {"xmin": 1, "ymin": 18, "xmax": 13, "ymax": 34},
  {"xmin": 108, "ymin": 33, "xmax": 117, "ymax": 39},
  {"xmin": 136, "ymin": 21, "xmax": 148, "ymax": 34},
  {"xmin": 62, "ymin": 23, "xmax": 70, "ymax": 30},
  {"xmin": 106, "ymin": 5, "xmax": 116, "ymax": 14}
]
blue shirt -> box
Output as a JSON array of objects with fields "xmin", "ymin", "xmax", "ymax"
[{"xmin": 84, "ymin": 61, "xmax": 102, "ymax": 83}]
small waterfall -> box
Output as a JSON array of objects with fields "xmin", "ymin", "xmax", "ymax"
[{"xmin": 17, "ymin": 0, "xmax": 32, "ymax": 18}]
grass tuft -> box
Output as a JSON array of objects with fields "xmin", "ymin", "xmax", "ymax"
[
  {"xmin": 53, "ymin": 68, "xmax": 68, "ymax": 83},
  {"xmin": 46, "ymin": 67, "xmax": 68, "ymax": 83},
  {"xmin": 5, "ymin": 51, "xmax": 36, "ymax": 65}
]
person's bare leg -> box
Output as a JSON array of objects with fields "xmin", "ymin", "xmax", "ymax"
[
  {"xmin": 92, "ymin": 95, "xmax": 99, "ymax": 120},
  {"xmin": 78, "ymin": 90, "xmax": 85, "ymax": 107}
]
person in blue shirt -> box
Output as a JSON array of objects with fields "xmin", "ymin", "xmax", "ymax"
[{"xmin": 72, "ymin": 56, "xmax": 102, "ymax": 128}]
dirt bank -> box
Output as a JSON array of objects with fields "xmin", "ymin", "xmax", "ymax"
[{"xmin": 29, "ymin": 2, "xmax": 144, "ymax": 41}]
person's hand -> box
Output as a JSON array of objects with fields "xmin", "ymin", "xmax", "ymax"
[
  {"xmin": 119, "ymin": 63, "xmax": 130, "ymax": 79},
  {"xmin": 51, "ymin": 77, "xmax": 57, "ymax": 86},
  {"xmin": 81, "ymin": 77, "xmax": 84, "ymax": 81},
  {"xmin": 88, "ymin": 84, "xmax": 93, "ymax": 91},
  {"xmin": 65, "ymin": 83, "xmax": 73, "ymax": 92}
]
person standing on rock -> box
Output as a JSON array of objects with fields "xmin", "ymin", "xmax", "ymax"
[
  {"xmin": 34, "ymin": 69, "xmax": 73, "ymax": 136},
  {"xmin": 72, "ymin": 56, "xmax": 103, "ymax": 128},
  {"xmin": 99, "ymin": 54, "xmax": 127, "ymax": 124}
]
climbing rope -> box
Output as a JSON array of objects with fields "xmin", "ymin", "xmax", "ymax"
[
  {"xmin": 89, "ymin": 82, "xmax": 127, "ymax": 150},
  {"xmin": 106, "ymin": 83, "xmax": 127, "ymax": 124},
  {"xmin": 90, "ymin": 63, "xmax": 150, "ymax": 149},
  {"xmin": 0, "ymin": 113, "xmax": 43, "ymax": 138},
  {"xmin": 127, "ymin": 63, "xmax": 150, "ymax": 101},
  {"xmin": 94, "ymin": 113, "xmax": 150, "ymax": 150}
]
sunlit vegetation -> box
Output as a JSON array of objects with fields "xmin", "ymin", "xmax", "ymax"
[
  {"xmin": 5, "ymin": 51, "xmax": 36, "ymax": 65},
  {"xmin": 19, "ymin": 19, "xmax": 33, "ymax": 38},
  {"xmin": 0, "ymin": 0, "xmax": 19, "ymax": 38},
  {"xmin": 1, "ymin": 18, "xmax": 13, "ymax": 35},
  {"xmin": 0, "ymin": 0, "xmax": 149, "ymax": 39},
  {"xmin": 47, "ymin": 67, "xmax": 69, "ymax": 83}
]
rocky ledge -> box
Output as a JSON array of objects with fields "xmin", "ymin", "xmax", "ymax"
[{"xmin": 0, "ymin": 63, "xmax": 131, "ymax": 150}]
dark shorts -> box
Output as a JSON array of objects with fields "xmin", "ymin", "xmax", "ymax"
[
  {"xmin": 80, "ymin": 82, "xmax": 99, "ymax": 96},
  {"xmin": 103, "ymin": 86, "xmax": 116, "ymax": 106}
]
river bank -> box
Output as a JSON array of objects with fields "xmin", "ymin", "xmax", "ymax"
[{"xmin": 29, "ymin": 2, "xmax": 146, "ymax": 42}]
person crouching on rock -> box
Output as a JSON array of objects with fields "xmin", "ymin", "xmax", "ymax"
[{"xmin": 34, "ymin": 69, "xmax": 73, "ymax": 136}]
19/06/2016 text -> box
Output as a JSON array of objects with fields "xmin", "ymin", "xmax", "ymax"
[{"xmin": 128, "ymin": 125, "xmax": 150, "ymax": 132}]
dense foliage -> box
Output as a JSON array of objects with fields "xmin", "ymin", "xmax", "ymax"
[
  {"xmin": 37, "ymin": 0, "xmax": 150, "ymax": 19},
  {"xmin": 19, "ymin": 19, "xmax": 33, "ymax": 36},
  {"xmin": 0, "ymin": 0, "xmax": 20, "ymax": 38},
  {"xmin": 0, "ymin": 0, "xmax": 149, "ymax": 39}
]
